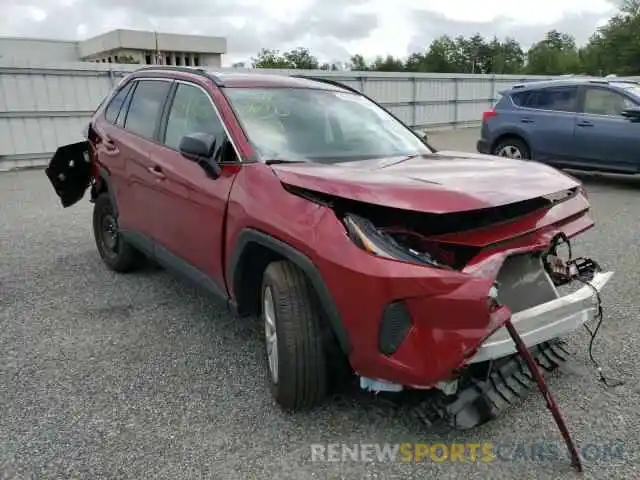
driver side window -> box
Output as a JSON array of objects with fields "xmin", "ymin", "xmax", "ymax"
[{"xmin": 163, "ymin": 83, "xmax": 227, "ymax": 155}]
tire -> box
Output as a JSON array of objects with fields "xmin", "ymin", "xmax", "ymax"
[
  {"xmin": 492, "ymin": 137, "xmax": 530, "ymax": 160},
  {"xmin": 261, "ymin": 260, "xmax": 331, "ymax": 410},
  {"xmin": 92, "ymin": 193, "xmax": 143, "ymax": 272}
]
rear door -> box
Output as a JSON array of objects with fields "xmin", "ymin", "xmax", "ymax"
[
  {"xmin": 571, "ymin": 85, "xmax": 640, "ymax": 172},
  {"xmin": 91, "ymin": 80, "xmax": 138, "ymax": 227},
  {"xmin": 512, "ymin": 86, "xmax": 579, "ymax": 162},
  {"xmin": 115, "ymin": 78, "xmax": 173, "ymax": 241}
]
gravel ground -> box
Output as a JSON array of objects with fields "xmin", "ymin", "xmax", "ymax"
[{"xmin": 1, "ymin": 129, "xmax": 639, "ymax": 479}]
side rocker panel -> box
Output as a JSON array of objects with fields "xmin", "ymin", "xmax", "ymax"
[{"xmin": 229, "ymin": 229, "xmax": 351, "ymax": 355}]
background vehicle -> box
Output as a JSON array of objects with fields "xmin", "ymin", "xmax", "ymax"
[
  {"xmin": 477, "ymin": 77, "xmax": 640, "ymax": 173},
  {"xmin": 46, "ymin": 66, "xmax": 611, "ymax": 430}
]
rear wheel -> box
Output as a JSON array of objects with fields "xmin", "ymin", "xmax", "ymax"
[
  {"xmin": 493, "ymin": 137, "xmax": 530, "ymax": 160},
  {"xmin": 261, "ymin": 260, "xmax": 332, "ymax": 410},
  {"xmin": 92, "ymin": 193, "xmax": 143, "ymax": 272}
]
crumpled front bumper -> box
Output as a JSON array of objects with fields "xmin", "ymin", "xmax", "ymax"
[{"xmin": 468, "ymin": 271, "xmax": 613, "ymax": 364}]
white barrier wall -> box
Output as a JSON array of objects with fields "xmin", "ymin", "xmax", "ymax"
[{"xmin": 0, "ymin": 60, "xmax": 635, "ymax": 170}]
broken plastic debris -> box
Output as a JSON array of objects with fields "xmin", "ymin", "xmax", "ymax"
[{"xmin": 359, "ymin": 376, "xmax": 403, "ymax": 393}]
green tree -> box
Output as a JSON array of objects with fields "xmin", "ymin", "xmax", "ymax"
[
  {"xmin": 525, "ymin": 30, "xmax": 581, "ymax": 74},
  {"xmin": 282, "ymin": 47, "xmax": 320, "ymax": 69},
  {"xmin": 405, "ymin": 35, "xmax": 459, "ymax": 72},
  {"xmin": 487, "ymin": 37, "xmax": 525, "ymax": 74},
  {"xmin": 348, "ymin": 54, "xmax": 370, "ymax": 71},
  {"xmin": 370, "ymin": 55, "xmax": 405, "ymax": 72},
  {"xmin": 580, "ymin": 0, "xmax": 640, "ymax": 75},
  {"xmin": 251, "ymin": 48, "xmax": 292, "ymax": 68}
]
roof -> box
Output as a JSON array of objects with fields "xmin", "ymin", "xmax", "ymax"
[
  {"xmin": 131, "ymin": 66, "xmax": 353, "ymax": 92},
  {"xmin": 210, "ymin": 72, "xmax": 349, "ymax": 90},
  {"xmin": 506, "ymin": 76, "xmax": 640, "ymax": 92}
]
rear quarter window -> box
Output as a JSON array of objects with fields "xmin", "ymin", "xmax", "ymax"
[{"xmin": 510, "ymin": 91, "xmax": 531, "ymax": 107}]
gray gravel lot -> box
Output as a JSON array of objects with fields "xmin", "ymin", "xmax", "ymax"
[{"xmin": 1, "ymin": 128, "xmax": 639, "ymax": 479}]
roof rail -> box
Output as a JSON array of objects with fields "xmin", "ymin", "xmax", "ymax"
[
  {"xmin": 132, "ymin": 65, "xmax": 223, "ymax": 85},
  {"xmin": 288, "ymin": 75, "xmax": 362, "ymax": 95}
]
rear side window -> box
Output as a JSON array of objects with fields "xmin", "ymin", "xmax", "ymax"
[
  {"xmin": 124, "ymin": 80, "xmax": 172, "ymax": 140},
  {"xmin": 512, "ymin": 87, "xmax": 578, "ymax": 112},
  {"xmin": 510, "ymin": 91, "xmax": 529, "ymax": 107},
  {"xmin": 104, "ymin": 82, "xmax": 134, "ymax": 124}
]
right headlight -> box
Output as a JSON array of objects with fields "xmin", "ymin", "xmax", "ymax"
[{"xmin": 342, "ymin": 213, "xmax": 441, "ymax": 267}]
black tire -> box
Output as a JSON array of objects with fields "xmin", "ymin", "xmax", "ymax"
[
  {"xmin": 261, "ymin": 260, "xmax": 331, "ymax": 410},
  {"xmin": 92, "ymin": 193, "xmax": 143, "ymax": 272},
  {"xmin": 492, "ymin": 137, "xmax": 530, "ymax": 160}
]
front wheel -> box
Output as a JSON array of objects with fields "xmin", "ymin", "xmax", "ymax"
[
  {"xmin": 92, "ymin": 193, "xmax": 144, "ymax": 272},
  {"xmin": 261, "ymin": 260, "xmax": 330, "ymax": 410}
]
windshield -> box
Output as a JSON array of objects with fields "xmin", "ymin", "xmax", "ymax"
[{"xmin": 223, "ymin": 87, "xmax": 432, "ymax": 163}]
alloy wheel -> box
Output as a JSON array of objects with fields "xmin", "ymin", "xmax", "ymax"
[
  {"xmin": 263, "ymin": 286, "xmax": 279, "ymax": 383},
  {"xmin": 496, "ymin": 145, "xmax": 523, "ymax": 159}
]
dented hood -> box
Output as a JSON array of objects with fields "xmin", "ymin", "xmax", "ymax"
[{"xmin": 271, "ymin": 151, "xmax": 581, "ymax": 213}]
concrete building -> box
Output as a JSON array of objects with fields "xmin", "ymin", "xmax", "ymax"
[{"xmin": 0, "ymin": 29, "xmax": 227, "ymax": 67}]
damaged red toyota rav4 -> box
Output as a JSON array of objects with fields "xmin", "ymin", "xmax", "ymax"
[{"xmin": 46, "ymin": 66, "xmax": 612, "ymax": 470}]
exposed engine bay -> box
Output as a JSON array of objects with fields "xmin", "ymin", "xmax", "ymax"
[{"xmin": 286, "ymin": 183, "xmax": 582, "ymax": 271}]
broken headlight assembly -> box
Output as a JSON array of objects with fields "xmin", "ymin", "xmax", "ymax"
[{"xmin": 342, "ymin": 213, "xmax": 449, "ymax": 268}]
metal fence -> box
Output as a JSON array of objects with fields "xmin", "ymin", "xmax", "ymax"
[{"xmin": 0, "ymin": 60, "xmax": 632, "ymax": 171}]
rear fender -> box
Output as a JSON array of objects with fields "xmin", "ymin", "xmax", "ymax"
[{"xmin": 44, "ymin": 141, "xmax": 92, "ymax": 208}]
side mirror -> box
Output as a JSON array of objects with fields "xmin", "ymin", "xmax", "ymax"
[
  {"xmin": 178, "ymin": 133, "xmax": 222, "ymax": 179},
  {"xmin": 422, "ymin": 132, "xmax": 430, "ymax": 143},
  {"xmin": 621, "ymin": 107, "xmax": 640, "ymax": 122}
]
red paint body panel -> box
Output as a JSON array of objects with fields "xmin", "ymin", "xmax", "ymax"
[
  {"xmin": 78, "ymin": 69, "xmax": 598, "ymax": 389},
  {"xmin": 222, "ymin": 163, "xmax": 593, "ymax": 387},
  {"xmin": 271, "ymin": 152, "xmax": 580, "ymax": 213}
]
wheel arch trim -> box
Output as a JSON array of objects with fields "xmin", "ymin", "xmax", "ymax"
[{"xmin": 229, "ymin": 228, "xmax": 351, "ymax": 355}]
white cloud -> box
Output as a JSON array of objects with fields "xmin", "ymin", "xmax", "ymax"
[{"xmin": 0, "ymin": 0, "xmax": 622, "ymax": 65}]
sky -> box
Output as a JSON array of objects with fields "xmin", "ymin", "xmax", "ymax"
[{"xmin": 0, "ymin": 0, "xmax": 622, "ymax": 66}]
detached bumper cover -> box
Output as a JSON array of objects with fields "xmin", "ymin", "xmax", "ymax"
[{"xmin": 468, "ymin": 271, "xmax": 613, "ymax": 364}]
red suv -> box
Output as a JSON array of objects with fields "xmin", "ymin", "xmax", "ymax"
[{"xmin": 46, "ymin": 66, "xmax": 611, "ymax": 429}]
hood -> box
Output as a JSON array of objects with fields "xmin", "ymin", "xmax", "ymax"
[{"xmin": 271, "ymin": 151, "xmax": 580, "ymax": 213}]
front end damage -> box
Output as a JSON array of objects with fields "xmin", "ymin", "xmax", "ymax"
[{"xmin": 285, "ymin": 180, "xmax": 611, "ymax": 469}]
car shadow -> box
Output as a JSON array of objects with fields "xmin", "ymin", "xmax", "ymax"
[{"xmin": 562, "ymin": 170, "xmax": 640, "ymax": 190}]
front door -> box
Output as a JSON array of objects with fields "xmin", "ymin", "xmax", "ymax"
[
  {"xmin": 572, "ymin": 86, "xmax": 640, "ymax": 172},
  {"xmin": 145, "ymin": 81, "xmax": 242, "ymax": 296}
]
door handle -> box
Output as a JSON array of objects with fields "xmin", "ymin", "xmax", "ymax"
[
  {"xmin": 576, "ymin": 120, "xmax": 593, "ymax": 127},
  {"xmin": 147, "ymin": 165, "xmax": 166, "ymax": 179},
  {"xmin": 520, "ymin": 117, "xmax": 534, "ymax": 124}
]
